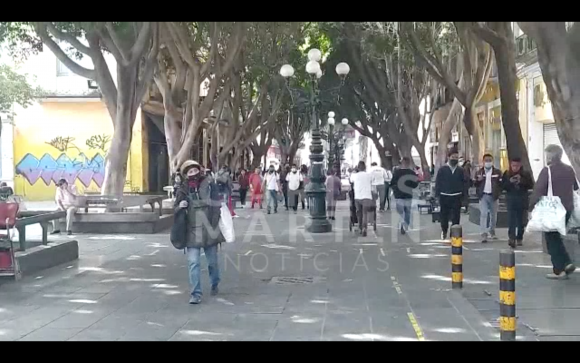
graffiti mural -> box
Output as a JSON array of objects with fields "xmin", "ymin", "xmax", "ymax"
[{"xmin": 16, "ymin": 153, "xmax": 106, "ymax": 187}]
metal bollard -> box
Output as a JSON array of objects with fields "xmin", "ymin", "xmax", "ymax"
[
  {"xmin": 499, "ymin": 249, "xmax": 516, "ymax": 341},
  {"xmin": 450, "ymin": 224, "xmax": 463, "ymax": 289}
]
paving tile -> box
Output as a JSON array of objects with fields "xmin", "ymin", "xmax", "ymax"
[{"xmin": 18, "ymin": 328, "xmax": 83, "ymax": 341}]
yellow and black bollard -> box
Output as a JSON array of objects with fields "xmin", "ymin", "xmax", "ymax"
[
  {"xmin": 450, "ymin": 224, "xmax": 463, "ymax": 289},
  {"xmin": 499, "ymin": 249, "xmax": 516, "ymax": 341}
]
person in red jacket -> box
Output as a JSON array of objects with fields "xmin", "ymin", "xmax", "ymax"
[{"xmin": 249, "ymin": 167, "xmax": 263, "ymax": 209}]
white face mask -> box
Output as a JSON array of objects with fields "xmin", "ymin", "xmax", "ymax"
[
  {"xmin": 458, "ymin": 160, "xmax": 464, "ymax": 167},
  {"xmin": 484, "ymin": 162, "xmax": 493, "ymax": 169}
]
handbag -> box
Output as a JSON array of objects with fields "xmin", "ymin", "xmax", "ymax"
[
  {"xmin": 170, "ymin": 208, "xmax": 188, "ymax": 249},
  {"xmin": 219, "ymin": 203, "xmax": 235, "ymax": 243},
  {"xmin": 526, "ymin": 166, "xmax": 568, "ymax": 235}
]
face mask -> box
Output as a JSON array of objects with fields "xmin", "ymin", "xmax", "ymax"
[
  {"xmin": 269, "ymin": 169, "xmax": 274, "ymax": 174},
  {"xmin": 484, "ymin": 162, "xmax": 493, "ymax": 169},
  {"xmin": 458, "ymin": 160, "xmax": 464, "ymax": 167},
  {"xmin": 291, "ymin": 169, "xmax": 297, "ymax": 173},
  {"xmin": 449, "ymin": 159, "xmax": 458, "ymax": 167}
]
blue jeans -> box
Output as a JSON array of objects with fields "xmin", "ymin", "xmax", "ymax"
[
  {"xmin": 396, "ymin": 198, "xmax": 412, "ymax": 229},
  {"xmin": 267, "ymin": 189, "xmax": 278, "ymax": 211},
  {"xmin": 187, "ymin": 245, "xmax": 220, "ymax": 298},
  {"xmin": 479, "ymin": 194, "xmax": 498, "ymax": 236}
]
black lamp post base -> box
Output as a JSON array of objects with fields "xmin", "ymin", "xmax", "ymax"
[{"xmin": 306, "ymin": 218, "xmax": 332, "ymax": 233}]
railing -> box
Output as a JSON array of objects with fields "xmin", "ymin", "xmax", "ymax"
[{"xmin": 515, "ymin": 34, "xmax": 537, "ymax": 64}]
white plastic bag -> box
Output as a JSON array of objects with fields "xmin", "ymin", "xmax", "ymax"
[
  {"xmin": 526, "ymin": 167, "xmax": 567, "ymax": 235},
  {"xmin": 219, "ymin": 203, "xmax": 235, "ymax": 243}
]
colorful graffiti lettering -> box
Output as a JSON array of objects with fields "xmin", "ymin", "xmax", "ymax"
[{"xmin": 16, "ymin": 153, "xmax": 105, "ymax": 187}]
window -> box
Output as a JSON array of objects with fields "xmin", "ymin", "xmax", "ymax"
[{"xmin": 56, "ymin": 59, "xmax": 72, "ymax": 77}]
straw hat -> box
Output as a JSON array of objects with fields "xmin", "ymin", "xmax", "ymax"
[{"xmin": 180, "ymin": 160, "xmax": 201, "ymax": 174}]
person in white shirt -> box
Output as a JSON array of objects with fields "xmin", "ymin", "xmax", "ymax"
[
  {"xmin": 52, "ymin": 178, "xmax": 78, "ymax": 235},
  {"xmin": 370, "ymin": 162, "xmax": 391, "ymax": 212},
  {"xmin": 263, "ymin": 165, "xmax": 281, "ymax": 214},
  {"xmin": 286, "ymin": 164, "xmax": 303, "ymax": 214},
  {"xmin": 349, "ymin": 161, "xmax": 374, "ymax": 237}
]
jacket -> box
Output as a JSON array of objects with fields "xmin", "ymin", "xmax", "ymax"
[
  {"xmin": 391, "ymin": 168, "xmax": 419, "ymax": 199},
  {"xmin": 530, "ymin": 161, "xmax": 579, "ymax": 212},
  {"xmin": 174, "ymin": 175, "xmax": 224, "ymax": 249},
  {"xmin": 501, "ymin": 169, "xmax": 534, "ymax": 209},
  {"xmin": 435, "ymin": 165, "xmax": 466, "ymax": 198},
  {"xmin": 238, "ymin": 174, "xmax": 250, "ymax": 189},
  {"xmin": 475, "ymin": 167, "xmax": 503, "ymax": 200}
]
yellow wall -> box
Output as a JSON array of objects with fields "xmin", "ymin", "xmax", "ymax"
[{"xmin": 13, "ymin": 101, "xmax": 146, "ymax": 200}]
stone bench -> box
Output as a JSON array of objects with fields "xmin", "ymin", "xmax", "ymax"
[
  {"xmin": 15, "ymin": 210, "xmax": 66, "ymax": 251},
  {"xmin": 71, "ymin": 212, "xmax": 172, "ymax": 234}
]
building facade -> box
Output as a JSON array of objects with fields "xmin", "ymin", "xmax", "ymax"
[{"xmin": 2, "ymin": 47, "xmax": 148, "ymax": 200}]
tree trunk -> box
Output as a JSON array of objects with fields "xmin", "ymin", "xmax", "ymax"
[
  {"xmin": 101, "ymin": 66, "xmax": 139, "ymax": 197},
  {"xmin": 102, "ymin": 115, "xmax": 132, "ymax": 196},
  {"xmin": 463, "ymin": 105, "xmax": 485, "ymax": 167},
  {"xmin": 164, "ymin": 112, "xmax": 181, "ymax": 173},
  {"xmin": 436, "ymin": 98, "xmax": 463, "ymax": 173},
  {"xmin": 494, "ymin": 41, "xmax": 531, "ymax": 172}
]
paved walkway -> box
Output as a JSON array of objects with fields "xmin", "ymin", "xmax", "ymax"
[{"xmin": 1, "ymin": 200, "xmax": 579, "ymax": 341}]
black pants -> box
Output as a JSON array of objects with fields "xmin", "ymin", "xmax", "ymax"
[
  {"xmin": 439, "ymin": 195, "xmax": 462, "ymax": 234},
  {"xmin": 355, "ymin": 199, "xmax": 374, "ymax": 231},
  {"xmin": 545, "ymin": 212, "xmax": 572, "ymax": 274},
  {"xmin": 283, "ymin": 187, "xmax": 289, "ymax": 209},
  {"xmin": 239, "ymin": 188, "xmax": 248, "ymax": 206},
  {"xmin": 383, "ymin": 182, "xmax": 391, "ymax": 210},
  {"xmin": 289, "ymin": 190, "xmax": 299, "ymax": 211},
  {"xmin": 507, "ymin": 206, "xmax": 525, "ymax": 240}
]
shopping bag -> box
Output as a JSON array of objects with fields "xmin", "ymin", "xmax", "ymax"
[
  {"xmin": 567, "ymin": 191, "xmax": 580, "ymax": 229},
  {"xmin": 170, "ymin": 209, "xmax": 188, "ymax": 249},
  {"xmin": 526, "ymin": 167, "xmax": 567, "ymax": 235},
  {"xmin": 219, "ymin": 203, "xmax": 235, "ymax": 243}
]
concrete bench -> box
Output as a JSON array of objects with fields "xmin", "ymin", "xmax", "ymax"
[
  {"xmin": 77, "ymin": 195, "xmax": 165, "ymax": 216},
  {"xmin": 16, "ymin": 210, "xmax": 66, "ymax": 251}
]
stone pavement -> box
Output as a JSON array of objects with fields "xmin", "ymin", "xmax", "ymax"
[{"xmin": 1, "ymin": 199, "xmax": 580, "ymax": 341}]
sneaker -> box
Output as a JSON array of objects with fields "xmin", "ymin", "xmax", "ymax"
[
  {"xmin": 233, "ymin": 215, "xmax": 240, "ymax": 218},
  {"xmin": 508, "ymin": 239, "xmax": 516, "ymax": 248},
  {"xmin": 189, "ymin": 295, "xmax": 202, "ymax": 304},
  {"xmin": 400, "ymin": 225, "xmax": 406, "ymax": 235},
  {"xmin": 210, "ymin": 285, "xmax": 219, "ymax": 296},
  {"xmin": 51, "ymin": 230, "xmax": 61, "ymax": 235},
  {"xmin": 565, "ymin": 264, "xmax": 576, "ymax": 275},
  {"xmin": 516, "ymin": 239, "xmax": 523, "ymax": 246},
  {"xmin": 481, "ymin": 233, "xmax": 488, "ymax": 243},
  {"xmin": 441, "ymin": 231, "xmax": 447, "ymax": 240},
  {"xmin": 546, "ymin": 272, "xmax": 569, "ymax": 280},
  {"xmin": 489, "ymin": 234, "xmax": 498, "ymax": 240},
  {"xmin": 362, "ymin": 228, "xmax": 367, "ymax": 237},
  {"xmin": 67, "ymin": 231, "xmax": 73, "ymax": 236}
]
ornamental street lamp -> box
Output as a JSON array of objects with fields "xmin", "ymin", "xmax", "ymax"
[
  {"xmin": 280, "ymin": 50, "xmax": 350, "ymax": 233},
  {"xmin": 327, "ymin": 114, "xmax": 349, "ymax": 177}
]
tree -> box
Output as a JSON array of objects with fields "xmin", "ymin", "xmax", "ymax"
[
  {"xmin": 403, "ymin": 22, "xmax": 491, "ymax": 166},
  {"xmin": 0, "ymin": 64, "xmax": 44, "ymax": 137},
  {"xmin": 518, "ymin": 22, "xmax": 580, "ymax": 174},
  {"xmin": 153, "ymin": 22, "xmax": 244, "ymax": 172},
  {"xmin": 0, "ymin": 22, "xmax": 159, "ymax": 196},
  {"xmin": 466, "ymin": 22, "xmax": 531, "ymax": 173}
]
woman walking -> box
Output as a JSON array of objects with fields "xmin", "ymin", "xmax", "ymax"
[
  {"xmin": 299, "ymin": 165, "xmax": 309, "ymax": 209},
  {"xmin": 174, "ymin": 160, "xmax": 224, "ymax": 304},
  {"xmin": 325, "ymin": 170, "xmax": 341, "ymax": 220},
  {"xmin": 249, "ymin": 167, "xmax": 263, "ymax": 209}
]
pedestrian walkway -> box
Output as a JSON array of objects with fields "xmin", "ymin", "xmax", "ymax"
[{"xmin": 0, "ymin": 200, "xmax": 579, "ymax": 340}]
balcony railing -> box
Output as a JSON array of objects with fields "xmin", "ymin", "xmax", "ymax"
[{"xmin": 515, "ymin": 34, "xmax": 537, "ymax": 65}]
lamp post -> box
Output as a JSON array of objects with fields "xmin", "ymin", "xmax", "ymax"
[
  {"xmin": 280, "ymin": 50, "xmax": 350, "ymax": 233},
  {"xmin": 327, "ymin": 114, "xmax": 349, "ymax": 177}
]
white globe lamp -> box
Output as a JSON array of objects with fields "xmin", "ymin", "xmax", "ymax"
[
  {"xmin": 328, "ymin": 117, "xmax": 335, "ymax": 126},
  {"xmin": 306, "ymin": 60, "xmax": 321, "ymax": 75},
  {"xmin": 336, "ymin": 62, "xmax": 350, "ymax": 77},
  {"xmin": 341, "ymin": 118, "xmax": 349, "ymax": 126},
  {"xmin": 308, "ymin": 48, "xmax": 322, "ymax": 62},
  {"xmin": 280, "ymin": 64, "xmax": 294, "ymax": 78},
  {"xmin": 328, "ymin": 111, "xmax": 335, "ymax": 118}
]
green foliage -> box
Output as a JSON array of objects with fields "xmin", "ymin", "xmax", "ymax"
[{"xmin": 0, "ymin": 64, "xmax": 44, "ymax": 114}]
